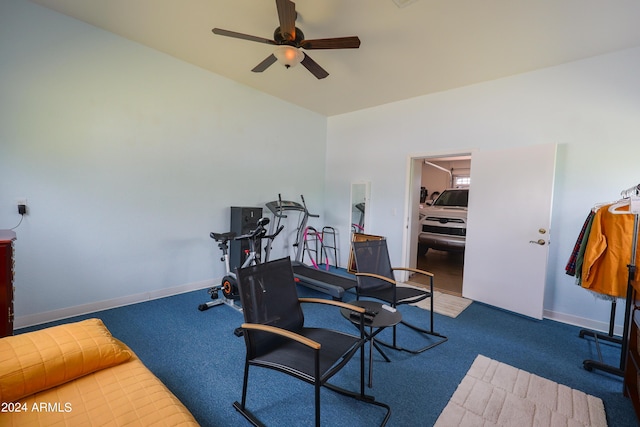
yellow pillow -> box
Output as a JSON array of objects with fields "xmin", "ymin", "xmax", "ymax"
[{"xmin": 0, "ymin": 318, "xmax": 132, "ymax": 402}]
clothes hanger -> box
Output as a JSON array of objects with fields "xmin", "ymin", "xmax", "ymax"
[
  {"xmin": 620, "ymin": 184, "xmax": 640, "ymax": 199},
  {"xmin": 592, "ymin": 200, "xmax": 618, "ymax": 212},
  {"xmin": 608, "ymin": 183, "xmax": 640, "ymax": 214},
  {"xmin": 608, "ymin": 199, "xmax": 630, "ymax": 214}
]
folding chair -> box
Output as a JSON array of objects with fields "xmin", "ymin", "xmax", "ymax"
[
  {"xmin": 352, "ymin": 239, "xmax": 447, "ymax": 354},
  {"xmin": 234, "ymin": 257, "xmax": 390, "ymax": 426}
]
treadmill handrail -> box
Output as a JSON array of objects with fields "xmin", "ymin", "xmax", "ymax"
[{"xmin": 265, "ymin": 200, "xmax": 305, "ymax": 216}]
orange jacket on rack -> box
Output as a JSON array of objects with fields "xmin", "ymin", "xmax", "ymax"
[{"xmin": 581, "ymin": 203, "xmax": 640, "ymax": 298}]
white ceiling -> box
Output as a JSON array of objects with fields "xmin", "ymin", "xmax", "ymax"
[{"xmin": 29, "ymin": 0, "xmax": 640, "ymax": 116}]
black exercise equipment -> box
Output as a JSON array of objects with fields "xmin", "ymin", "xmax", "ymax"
[
  {"xmin": 265, "ymin": 194, "xmax": 357, "ymax": 300},
  {"xmin": 198, "ymin": 217, "xmax": 283, "ymax": 312}
]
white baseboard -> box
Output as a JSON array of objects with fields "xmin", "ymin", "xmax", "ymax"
[
  {"xmin": 14, "ymin": 278, "xmax": 218, "ymax": 330},
  {"xmin": 543, "ymin": 308, "xmax": 623, "ymax": 337}
]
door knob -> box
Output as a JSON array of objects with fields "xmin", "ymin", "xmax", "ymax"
[
  {"xmin": 538, "ymin": 228, "xmax": 547, "ymax": 234},
  {"xmin": 529, "ymin": 239, "xmax": 546, "ymax": 246}
]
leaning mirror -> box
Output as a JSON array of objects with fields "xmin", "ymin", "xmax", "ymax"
[{"xmin": 350, "ymin": 182, "xmax": 369, "ymax": 234}]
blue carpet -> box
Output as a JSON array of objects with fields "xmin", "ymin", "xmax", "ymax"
[{"xmin": 17, "ymin": 285, "xmax": 637, "ymax": 426}]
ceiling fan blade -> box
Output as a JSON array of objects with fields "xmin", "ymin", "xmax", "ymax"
[
  {"xmin": 300, "ymin": 54, "xmax": 329, "ymax": 79},
  {"xmin": 212, "ymin": 28, "xmax": 276, "ymax": 45},
  {"xmin": 300, "ymin": 36, "xmax": 361, "ymax": 50},
  {"xmin": 275, "ymin": 0, "xmax": 296, "ymax": 41},
  {"xmin": 252, "ymin": 54, "xmax": 278, "ymax": 73}
]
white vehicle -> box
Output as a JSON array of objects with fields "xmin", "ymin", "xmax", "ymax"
[{"xmin": 418, "ymin": 188, "xmax": 468, "ymax": 254}]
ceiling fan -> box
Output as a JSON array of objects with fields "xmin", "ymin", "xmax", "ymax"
[{"xmin": 212, "ymin": 0, "xmax": 360, "ymax": 79}]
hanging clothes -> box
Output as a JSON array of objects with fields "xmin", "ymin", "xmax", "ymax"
[
  {"xmin": 581, "ymin": 203, "xmax": 640, "ymax": 298},
  {"xmin": 574, "ymin": 213, "xmax": 595, "ymax": 285},
  {"xmin": 566, "ymin": 210, "xmax": 595, "ymax": 278}
]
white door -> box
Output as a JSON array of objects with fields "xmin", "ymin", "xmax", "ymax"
[{"xmin": 462, "ymin": 143, "xmax": 557, "ymax": 319}]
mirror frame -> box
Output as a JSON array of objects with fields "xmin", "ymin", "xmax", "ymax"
[{"xmin": 350, "ymin": 181, "xmax": 370, "ymax": 234}]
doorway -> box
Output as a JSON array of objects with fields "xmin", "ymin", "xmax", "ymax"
[
  {"xmin": 408, "ymin": 154, "xmax": 471, "ymax": 296},
  {"xmin": 404, "ymin": 143, "xmax": 556, "ymax": 319}
]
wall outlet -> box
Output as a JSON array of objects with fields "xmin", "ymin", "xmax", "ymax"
[{"xmin": 17, "ymin": 198, "xmax": 27, "ymax": 215}]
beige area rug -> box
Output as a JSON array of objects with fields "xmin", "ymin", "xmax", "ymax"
[
  {"xmin": 402, "ymin": 282, "xmax": 472, "ymax": 318},
  {"xmin": 435, "ymin": 355, "xmax": 608, "ymax": 427}
]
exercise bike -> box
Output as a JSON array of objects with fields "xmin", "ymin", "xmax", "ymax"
[{"xmin": 198, "ymin": 217, "xmax": 283, "ymax": 313}]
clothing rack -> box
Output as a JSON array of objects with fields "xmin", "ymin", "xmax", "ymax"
[{"xmin": 581, "ymin": 183, "xmax": 640, "ymax": 376}]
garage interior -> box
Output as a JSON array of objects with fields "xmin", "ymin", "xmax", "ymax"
[
  {"xmin": 413, "ymin": 156, "xmax": 470, "ymax": 296},
  {"xmin": 415, "ymin": 250, "xmax": 464, "ymax": 296}
]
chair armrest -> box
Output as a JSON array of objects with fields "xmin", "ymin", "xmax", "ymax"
[
  {"xmin": 355, "ymin": 272, "xmax": 397, "ymax": 286},
  {"xmin": 299, "ymin": 297, "xmax": 366, "ymax": 314},
  {"xmin": 392, "ymin": 267, "xmax": 434, "ymax": 278},
  {"xmin": 241, "ymin": 323, "xmax": 321, "ymax": 350}
]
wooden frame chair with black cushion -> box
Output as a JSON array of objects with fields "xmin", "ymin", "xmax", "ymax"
[
  {"xmin": 352, "ymin": 238, "xmax": 447, "ymax": 354},
  {"xmin": 234, "ymin": 257, "xmax": 390, "ymax": 427}
]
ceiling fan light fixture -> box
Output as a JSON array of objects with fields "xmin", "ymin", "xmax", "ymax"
[{"xmin": 273, "ymin": 45, "xmax": 304, "ymax": 68}]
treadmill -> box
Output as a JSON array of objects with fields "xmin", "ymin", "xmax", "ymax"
[{"xmin": 265, "ymin": 195, "xmax": 356, "ymax": 300}]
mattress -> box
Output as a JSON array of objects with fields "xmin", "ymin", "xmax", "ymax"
[
  {"xmin": 0, "ymin": 318, "xmax": 199, "ymax": 426},
  {"xmin": 1, "ymin": 354, "xmax": 199, "ymax": 426}
]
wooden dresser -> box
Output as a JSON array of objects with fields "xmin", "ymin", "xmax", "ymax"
[
  {"xmin": 0, "ymin": 230, "xmax": 16, "ymax": 337},
  {"xmin": 625, "ymin": 279, "xmax": 640, "ymax": 422}
]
